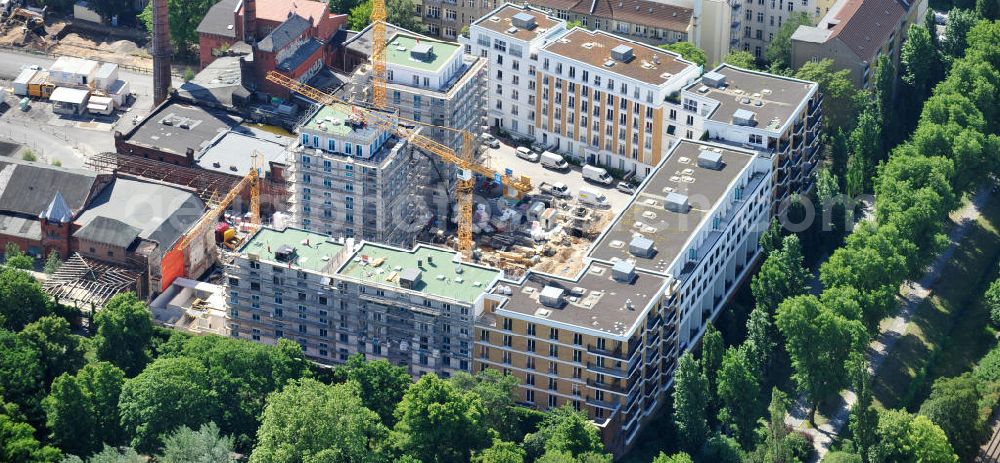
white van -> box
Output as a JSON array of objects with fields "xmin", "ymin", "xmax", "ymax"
[
  {"xmin": 540, "ymin": 151, "xmax": 569, "ymax": 170},
  {"xmin": 578, "ymin": 188, "xmax": 609, "ymax": 207},
  {"xmin": 516, "ymin": 146, "xmax": 540, "ymax": 162},
  {"xmin": 582, "ymin": 165, "xmax": 614, "ymax": 185}
]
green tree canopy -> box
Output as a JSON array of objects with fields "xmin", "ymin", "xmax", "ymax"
[
  {"xmin": 348, "ymin": 0, "xmax": 423, "ymax": 31},
  {"xmin": 119, "ymin": 356, "xmax": 218, "ymax": 452},
  {"xmin": 942, "ymin": 8, "xmax": 979, "ymax": 59},
  {"xmin": 672, "ymin": 352, "xmax": 709, "ymax": 453},
  {"xmin": 337, "ymin": 353, "xmax": 412, "ymax": 427},
  {"xmin": 44, "ymin": 362, "xmax": 126, "ymax": 457},
  {"xmin": 19, "ymin": 316, "xmax": 84, "ymax": 385},
  {"xmin": 901, "ymin": 25, "xmax": 942, "ymax": 101},
  {"xmin": 722, "ymin": 51, "xmax": 757, "ymax": 69},
  {"xmin": 94, "ymin": 292, "xmax": 153, "ymax": 376},
  {"xmin": 701, "ymin": 323, "xmax": 724, "ymax": 420},
  {"xmin": 660, "ymin": 42, "xmax": 707, "ymax": 67},
  {"xmin": 392, "ymin": 373, "xmax": 490, "ymax": 463},
  {"xmin": 987, "ymin": 278, "xmax": 1000, "ymax": 326},
  {"xmin": 874, "ymin": 409, "xmax": 958, "ymax": 462},
  {"xmin": 159, "ymin": 422, "xmax": 235, "ymax": 463},
  {"xmin": 0, "ymin": 266, "xmax": 51, "ymax": 331},
  {"xmin": 918, "ymin": 374, "xmax": 988, "ymax": 461},
  {"xmin": 716, "ymin": 345, "xmax": 760, "ymax": 446},
  {"xmin": 250, "ymin": 378, "xmax": 387, "ymax": 463},
  {"xmin": 139, "ymin": 0, "xmax": 217, "ymax": 50},
  {"xmin": 703, "ymin": 434, "xmax": 745, "ymax": 463},
  {"xmin": 751, "ymin": 234, "xmax": 810, "ymax": 312},
  {"xmin": 794, "ymin": 59, "xmax": 861, "ymax": 133},
  {"xmin": 474, "ymin": 439, "xmax": 526, "ymax": 463},
  {"xmin": 744, "ymin": 303, "xmax": 776, "ymax": 377},
  {"xmin": 451, "ymin": 369, "xmax": 522, "ymax": 441},
  {"xmin": 0, "ymin": 402, "xmax": 61, "ymax": 462},
  {"xmin": 0, "ymin": 328, "xmax": 45, "ymax": 422},
  {"xmin": 766, "ymin": 13, "xmax": 812, "ymax": 69},
  {"xmin": 651, "ymin": 451, "xmax": 694, "ymax": 463}
]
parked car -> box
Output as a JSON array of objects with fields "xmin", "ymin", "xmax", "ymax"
[
  {"xmin": 481, "ymin": 133, "xmax": 500, "ymax": 149},
  {"xmin": 616, "ymin": 181, "xmax": 636, "ymax": 195},
  {"xmin": 516, "ymin": 146, "xmax": 540, "ymax": 162}
]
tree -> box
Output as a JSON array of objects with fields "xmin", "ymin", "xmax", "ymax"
[
  {"xmin": 824, "ymin": 452, "xmax": 863, "ymax": 463},
  {"xmin": 533, "ymin": 406, "xmax": 606, "ymax": 458},
  {"xmin": 139, "ymin": 0, "xmax": 216, "ymax": 51},
  {"xmin": 672, "ymin": 352, "xmax": 709, "ymax": 454},
  {"xmin": 816, "ymin": 168, "xmax": 848, "ymax": 245},
  {"xmin": 651, "ymin": 451, "xmax": 694, "ymax": 463},
  {"xmin": 874, "ymin": 409, "xmax": 958, "ymax": 462},
  {"xmin": 0, "ymin": 402, "xmax": 61, "ymax": 463},
  {"xmin": 660, "ymin": 42, "xmax": 707, "ymax": 67},
  {"xmin": 759, "ymin": 218, "xmax": 783, "ymax": 257},
  {"xmin": 846, "ymin": 151, "xmax": 866, "ymax": 200},
  {"xmin": 848, "ymin": 102, "xmax": 882, "ymax": 193},
  {"xmin": 703, "ymin": 434, "xmax": 745, "ymax": 463},
  {"xmin": 716, "ymin": 345, "xmax": 759, "ymax": 446},
  {"xmin": 942, "ymin": 8, "xmax": 979, "ymax": 59},
  {"xmin": 0, "ymin": 266, "xmax": 50, "ymax": 331},
  {"xmin": 751, "ymin": 235, "xmax": 810, "ymax": 312},
  {"xmin": 918, "ymin": 374, "xmax": 988, "ymax": 461},
  {"xmin": 347, "ymin": 0, "xmax": 423, "ymax": 32},
  {"xmin": 829, "ymin": 128, "xmax": 850, "ymax": 187},
  {"xmin": 566, "ymin": 19, "xmax": 583, "ymax": 30},
  {"xmin": 745, "ymin": 304, "xmax": 776, "ymax": 376},
  {"xmin": 19, "ymin": 316, "xmax": 84, "ymax": 385},
  {"xmin": 722, "ymin": 51, "xmax": 757, "ymax": 69},
  {"xmin": 42, "ymin": 251, "xmax": 60, "ymax": 274},
  {"xmin": 794, "ymin": 59, "xmax": 861, "ymax": 132},
  {"xmin": 94, "ymin": 292, "xmax": 153, "ymax": 376},
  {"xmin": 977, "ymin": 0, "xmax": 1000, "ymax": 19},
  {"xmin": 329, "ymin": 0, "xmax": 364, "ymax": 15},
  {"xmin": 451, "ymin": 369, "xmax": 521, "ymax": 441},
  {"xmin": 766, "ymin": 12, "xmax": 812, "ymax": 69},
  {"xmin": 0, "ymin": 329, "xmax": 45, "ymax": 422},
  {"xmin": 901, "ymin": 25, "xmax": 941, "ymax": 102},
  {"xmin": 757, "ymin": 388, "xmax": 794, "ymax": 463},
  {"xmin": 176, "ymin": 336, "xmax": 309, "ymax": 450},
  {"xmin": 776, "ymin": 294, "xmax": 867, "ymax": 424},
  {"xmin": 474, "ymin": 439, "xmax": 525, "ymax": 463},
  {"xmin": 338, "ymin": 353, "xmax": 412, "ymax": 426},
  {"xmin": 119, "ymin": 357, "xmax": 218, "ymax": 452},
  {"xmin": 873, "ymin": 55, "xmax": 898, "ymax": 148},
  {"xmin": 392, "ymin": 373, "xmax": 490, "ymax": 463},
  {"xmin": 159, "ymin": 422, "xmax": 235, "ymax": 463},
  {"xmin": 250, "ymin": 378, "xmax": 386, "ymax": 463},
  {"xmin": 4, "ymin": 242, "xmax": 33, "ymax": 270},
  {"xmin": 701, "ymin": 323, "xmax": 724, "ymax": 419},
  {"xmin": 44, "ymin": 362, "xmax": 126, "ymax": 457},
  {"xmin": 987, "ymin": 278, "xmax": 1000, "ymax": 326}
]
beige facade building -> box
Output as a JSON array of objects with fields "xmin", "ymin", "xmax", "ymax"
[{"xmin": 790, "ymin": 0, "xmax": 927, "ymax": 88}]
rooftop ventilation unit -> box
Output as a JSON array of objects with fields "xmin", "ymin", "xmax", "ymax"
[
  {"xmin": 604, "ymin": 59, "xmax": 616, "ymax": 67},
  {"xmin": 697, "ymin": 150, "xmax": 724, "ymax": 170},
  {"xmin": 274, "ymin": 245, "xmax": 296, "ymax": 262},
  {"xmin": 611, "ymin": 44, "xmax": 634, "ymax": 62},
  {"xmin": 629, "ymin": 235, "xmax": 656, "ymax": 258},
  {"xmin": 665, "ymin": 192, "xmax": 690, "ymax": 213},
  {"xmin": 732, "ymin": 108, "xmax": 757, "ymax": 127},
  {"xmin": 511, "ymin": 12, "xmax": 537, "ymax": 29},
  {"xmin": 612, "ymin": 260, "xmax": 636, "ymax": 282},
  {"xmin": 410, "ymin": 43, "xmax": 434, "ymax": 61},
  {"xmin": 506, "ymin": 26, "xmax": 518, "ymax": 33},
  {"xmin": 399, "ymin": 268, "xmax": 422, "ymax": 289},
  {"xmin": 539, "ymin": 285, "xmax": 565, "ymax": 308},
  {"xmin": 702, "ymin": 71, "xmax": 727, "ymax": 88}
]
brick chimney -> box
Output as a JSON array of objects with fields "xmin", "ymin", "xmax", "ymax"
[{"xmin": 243, "ymin": 0, "xmax": 257, "ymax": 44}]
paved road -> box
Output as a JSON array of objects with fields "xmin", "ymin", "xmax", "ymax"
[{"xmin": 785, "ymin": 187, "xmax": 994, "ymax": 461}]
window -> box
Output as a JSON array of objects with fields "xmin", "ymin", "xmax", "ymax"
[{"xmin": 749, "ymin": 133, "xmax": 763, "ymax": 144}]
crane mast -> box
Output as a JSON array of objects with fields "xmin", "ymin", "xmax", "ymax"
[{"xmin": 370, "ymin": 0, "xmax": 388, "ymax": 108}]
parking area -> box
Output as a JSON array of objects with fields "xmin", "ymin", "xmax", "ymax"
[{"xmin": 483, "ymin": 140, "xmax": 634, "ymax": 211}]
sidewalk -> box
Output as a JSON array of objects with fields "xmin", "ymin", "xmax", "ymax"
[{"xmin": 785, "ymin": 187, "xmax": 994, "ymax": 460}]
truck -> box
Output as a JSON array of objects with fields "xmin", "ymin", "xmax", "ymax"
[
  {"xmin": 582, "ymin": 165, "xmax": 614, "ymax": 185},
  {"xmin": 578, "ymin": 188, "xmax": 609, "ymax": 208},
  {"xmin": 540, "ymin": 151, "xmax": 569, "ymax": 170},
  {"xmin": 539, "ymin": 181, "xmax": 571, "ymax": 198}
]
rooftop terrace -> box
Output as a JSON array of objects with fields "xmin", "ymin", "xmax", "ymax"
[
  {"xmin": 689, "ymin": 64, "xmax": 816, "ymax": 132},
  {"xmin": 589, "ymin": 140, "xmax": 756, "ymax": 274},
  {"xmin": 386, "ymin": 34, "xmax": 460, "ymax": 73},
  {"xmin": 475, "ymin": 5, "xmax": 563, "ymax": 41},
  {"xmin": 239, "ymin": 227, "xmax": 344, "ymax": 273},
  {"xmin": 494, "ymin": 262, "xmax": 667, "ymax": 336},
  {"xmin": 337, "ymin": 243, "xmax": 501, "ymax": 304},
  {"xmin": 543, "ymin": 28, "xmax": 695, "ymax": 86},
  {"xmin": 301, "ymin": 104, "xmax": 386, "ymax": 139}
]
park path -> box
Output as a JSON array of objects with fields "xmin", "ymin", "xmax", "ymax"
[{"xmin": 784, "ymin": 187, "xmax": 993, "ymax": 461}]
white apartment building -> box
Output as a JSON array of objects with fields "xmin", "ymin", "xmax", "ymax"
[
  {"xmin": 289, "ymin": 105, "xmax": 428, "ymax": 246},
  {"xmin": 476, "ymin": 139, "xmax": 775, "ymax": 455}
]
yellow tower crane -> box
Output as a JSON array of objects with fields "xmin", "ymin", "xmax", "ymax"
[
  {"xmin": 265, "ymin": 72, "xmax": 531, "ymax": 255},
  {"xmin": 370, "ymin": 0, "xmax": 388, "ymax": 108}
]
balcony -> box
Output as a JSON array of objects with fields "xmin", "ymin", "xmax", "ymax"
[
  {"xmin": 793, "ymin": 119, "xmax": 804, "ymax": 135},
  {"xmin": 777, "ymin": 169, "xmax": 790, "ymax": 186},
  {"xmin": 586, "ymin": 396, "xmax": 620, "ymax": 410},
  {"xmin": 731, "ymin": 20, "xmax": 741, "ymax": 29},
  {"xmin": 588, "ymin": 362, "xmax": 628, "ymax": 378},
  {"xmin": 587, "ymin": 344, "xmax": 623, "ymax": 358},
  {"xmin": 587, "ymin": 378, "xmax": 626, "ymax": 393}
]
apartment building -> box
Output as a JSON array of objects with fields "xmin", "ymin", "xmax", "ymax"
[
  {"xmin": 519, "ymin": 0, "xmax": 694, "ymax": 47},
  {"xmin": 289, "ymin": 104, "xmax": 428, "ymax": 246},
  {"xmin": 790, "ymin": 0, "xmax": 927, "ymax": 88},
  {"xmin": 738, "ymin": 0, "xmax": 822, "ymax": 59},
  {"xmin": 680, "ymin": 64, "xmax": 821, "ymax": 209},
  {"xmin": 465, "ymin": 4, "xmax": 703, "ymax": 178},
  {"xmin": 225, "ymin": 226, "xmax": 502, "ymax": 376},
  {"xmin": 476, "ymin": 139, "xmax": 774, "ymax": 455}
]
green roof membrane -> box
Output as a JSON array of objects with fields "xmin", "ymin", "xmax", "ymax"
[
  {"xmin": 239, "ymin": 227, "xmax": 343, "ymax": 273},
  {"xmin": 338, "ymin": 243, "xmax": 500, "ymax": 304},
  {"xmin": 385, "ymin": 34, "xmax": 459, "ymax": 72}
]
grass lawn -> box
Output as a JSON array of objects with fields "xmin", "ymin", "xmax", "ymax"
[{"xmin": 873, "ymin": 195, "xmax": 1000, "ymax": 411}]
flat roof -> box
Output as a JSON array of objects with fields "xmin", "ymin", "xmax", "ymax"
[
  {"xmin": 50, "ymin": 87, "xmax": 89, "ymax": 104},
  {"xmin": 124, "ymin": 101, "xmax": 241, "ymax": 156},
  {"xmin": 386, "ymin": 33, "xmax": 459, "ymax": 72},
  {"xmin": 475, "ymin": 4, "xmax": 562, "ymax": 41},
  {"xmin": 301, "ymin": 104, "xmax": 383, "ymax": 139},
  {"xmin": 337, "ymin": 243, "xmax": 501, "ymax": 304},
  {"xmin": 196, "ymin": 127, "xmax": 290, "ymax": 176},
  {"xmin": 75, "ymin": 178, "xmax": 204, "ymax": 249},
  {"xmin": 239, "ymin": 227, "xmax": 344, "ymax": 273},
  {"xmin": 690, "ymin": 64, "xmax": 816, "ymax": 131},
  {"xmin": 543, "ymin": 28, "xmax": 694, "ymax": 86},
  {"xmin": 495, "ymin": 262, "xmax": 667, "ymax": 335},
  {"xmin": 589, "ymin": 140, "xmax": 756, "ymax": 273},
  {"xmin": 50, "ymin": 56, "xmax": 98, "ymax": 75}
]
